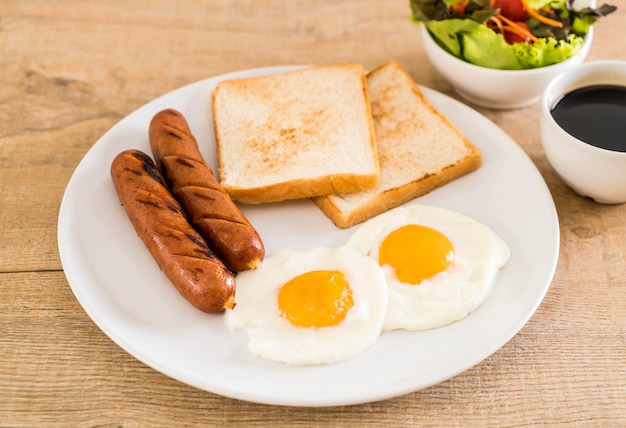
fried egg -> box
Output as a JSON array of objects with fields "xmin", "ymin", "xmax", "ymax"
[
  {"xmin": 224, "ymin": 246, "xmax": 388, "ymax": 365},
  {"xmin": 346, "ymin": 204, "xmax": 511, "ymax": 331}
]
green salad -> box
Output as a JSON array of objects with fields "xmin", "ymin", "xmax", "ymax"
[{"xmin": 411, "ymin": 0, "xmax": 617, "ymax": 70}]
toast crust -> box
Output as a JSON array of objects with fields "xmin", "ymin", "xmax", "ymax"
[
  {"xmin": 313, "ymin": 153, "xmax": 481, "ymax": 228},
  {"xmin": 222, "ymin": 173, "xmax": 380, "ymax": 205}
]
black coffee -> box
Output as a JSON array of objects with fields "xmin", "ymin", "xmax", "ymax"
[{"xmin": 550, "ymin": 84, "xmax": 626, "ymax": 153}]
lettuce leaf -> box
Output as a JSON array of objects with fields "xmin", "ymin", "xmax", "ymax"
[
  {"xmin": 569, "ymin": 1, "xmax": 618, "ymax": 35},
  {"xmin": 526, "ymin": 0, "xmax": 566, "ymax": 10},
  {"xmin": 423, "ymin": 19, "xmax": 480, "ymax": 57},
  {"xmin": 513, "ymin": 34, "xmax": 584, "ymax": 68},
  {"xmin": 460, "ymin": 26, "xmax": 524, "ymax": 69},
  {"xmin": 426, "ymin": 20, "xmax": 523, "ymax": 69}
]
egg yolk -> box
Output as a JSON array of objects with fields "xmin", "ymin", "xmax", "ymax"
[
  {"xmin": 378, "ymin": 224, "xmax": 454, "ymax": 285},
  {"xmin": 278, "ymin": 270, "xmax": 354, "ymax": 328}
]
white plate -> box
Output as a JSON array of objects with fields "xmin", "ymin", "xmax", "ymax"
[{"xmin": 58, "ymin": 66, "xmax": 559, "ymax": 407}]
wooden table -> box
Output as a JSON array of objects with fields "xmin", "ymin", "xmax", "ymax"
[{"xmin": 1, "ymin": 1, "xmax": 625, "ymax": 426}]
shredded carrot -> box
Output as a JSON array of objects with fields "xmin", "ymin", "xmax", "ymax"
[
  {"xmin": 488, "ymin": 15, "xmax": 505, "ymax": 34},
  {"xmin": 498, "ymin": 14, "xmax": 539, "ymax": 42},
  {"xmin": 520, "ymin": 0, "xmax": 564, "ymax": 27}
]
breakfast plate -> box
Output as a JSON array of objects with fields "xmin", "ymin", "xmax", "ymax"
[{"xmin": 58, "ymin": 65, "xmax": 560, "ymax": 407}]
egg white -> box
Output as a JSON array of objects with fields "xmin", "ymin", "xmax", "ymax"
[
  {"xmin": 346, "ymin": 204, "xmax": 511, "ymax": 331},
  {"xmin": 224, "ymin": 246, "xmax": 389, "ymax": 365}
]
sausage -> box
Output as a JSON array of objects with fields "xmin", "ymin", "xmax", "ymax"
[
  {"xmin": 110, "ymin": 149, "xmax": 236, "ymax": 313},
  {"xmin": 148, "ymin": 108, "xmax": 265, "ymax": 272}
]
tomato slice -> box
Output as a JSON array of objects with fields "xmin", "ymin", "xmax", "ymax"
[
  {"xmin": 504, "ymin": 22, "xmax": 533, "ymax": 44},
  {"xmin": 494, "ymin": 0, "xmax": 529, "ymax": 21}
]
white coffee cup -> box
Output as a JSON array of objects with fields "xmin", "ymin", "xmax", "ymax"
[{"xmin": 540, "ymin": 61, "xmax": 626, "ymax": 204}]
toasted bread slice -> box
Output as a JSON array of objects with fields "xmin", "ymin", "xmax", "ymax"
[
  {"xmin": 211, "ymin": 64, "xmax": 379, "ymax": 204},
  {"xmin": 313, "ymin": 61, "xmax": 481, "ymax": 228}
]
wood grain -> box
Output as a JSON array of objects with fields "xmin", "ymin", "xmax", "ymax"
[{"xmin": 1, "ymin": 0, "xmax": 625, "ymax": 426}]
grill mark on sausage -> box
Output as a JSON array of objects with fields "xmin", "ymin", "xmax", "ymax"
[
  {"xmin": 183, "ymin": 187, "xmax": 248, "ymax": 225},
  {"xmin": 124, "ymin": 167, "xmax": 143, "ymax": 177},
  {"xmin": 163, "ymin": 122, "xmax": 194, "ymax": 139},
  {"xmin": 136, "ymin": 197, "xmax": 162, "ymax": 210},
  {"xmin": 174, "ymin": 157, "xmax": 195, "ymax": 168},
  {"xmin": 127, "ymin": 150, "xmax": 168, "ymax": 187},
  {"xmin": 185, "ymin": 232, "xmax": 210, "ymax": 249},
  {"xmin": 135, "ymin": 190, "xmax": 183, "ymax": 215}
]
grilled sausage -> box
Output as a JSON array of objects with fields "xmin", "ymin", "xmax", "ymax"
[
  {"xmin": 149, "ymin": 108, "xmax": 265, "ymax": 272},
  {"xmin": 110, "ymin": 149, "xmax": 236, "ymax": 313}
]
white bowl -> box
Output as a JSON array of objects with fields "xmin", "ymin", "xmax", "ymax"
[
  {"xmin": 420, "ymin": 25, "xmax": 593, "ymax": 109},
  {"xmin": 540, "ymin": 60, "xmax": 626, "ymax": 204}
]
